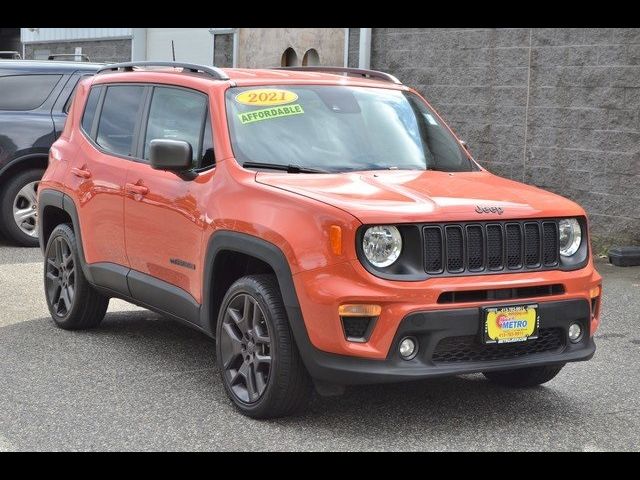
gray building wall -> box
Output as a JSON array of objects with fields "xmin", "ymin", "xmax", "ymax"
[
  {"xmin": 24, "ymin": 39, "xmax": 131, "ymax": 63},
  {"xmin": 214, "ymin": 34, "xmax": 234, "ymax": 67},
  {"xmin": 371, "ymin": 28, "xmax": 640, "ymax": 248},
  {"xmin": 347, "ymin": 28, "xmax": 359, "ymax": 68}
]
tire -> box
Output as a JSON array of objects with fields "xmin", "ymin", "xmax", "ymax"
[
  {"xmin": 483, "ymin": 364, "xmax": 565, "ymax": 388},
  {"xmin": 0, "ymin": 168, "xmax": 44, "ymax": 247},
  {"xmin": 216, "ymin": 274, "xmax": 313, "ymax": 419},
  {"xmin": 44, "ymin": 223, "xmax": 109, "ymax": 330}
]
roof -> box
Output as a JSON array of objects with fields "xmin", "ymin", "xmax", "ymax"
[
  {"xmin": 221, "ymin": 68, "xmax": 406, "ymax": 89},
  {"xmin": 0, "ymin": 60, "xmax": 102, "ymax": 74},
  {"xmin": 91, "ymin": 64, "xmax": 407, "ymax": 90}
]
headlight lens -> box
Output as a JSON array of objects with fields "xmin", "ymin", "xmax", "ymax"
[
  {"xmin": 362, "ymin": 226, "xmax": 402, "ymax": 268},
  {"xmin": 558, "ymin": 218, "xmax": 582, "ymax": 257}
]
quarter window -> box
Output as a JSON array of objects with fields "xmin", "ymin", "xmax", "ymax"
[
  {"xmin": 143, "ymin": 87, "xmax": 209, "ymax": 168},
  {"xmin": 81, "ymin": 86, "xmax": 102, "ymax": 135},
  {"xmin": 0, "ymin": 74, "xmax": 63, "ymax": 110},
  {"xmin": 96, "ymin": 85, "xmax": 145, "ymax": 156}
]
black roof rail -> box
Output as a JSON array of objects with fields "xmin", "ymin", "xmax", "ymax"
[
  {"xmin": 272, "ymin": 66, "xmax": 402, "ymax": 85},
  {"xmin": 48, "ymin": 53, "xmax": 91, "ymax": 62},
  {"xmin": 96, "ymin": 61, "xmax": 229, "ymax": 81}
]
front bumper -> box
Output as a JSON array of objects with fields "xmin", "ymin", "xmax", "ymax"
[{"xmin": 288, "ymin": 298, "xmax": 595, "ymax": 385}]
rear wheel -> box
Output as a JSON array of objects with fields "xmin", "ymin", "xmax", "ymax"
[
  {"xmin": 44, "ymin": 224, "xmax": 109, "ymax": 330},
  {"xmin": 0, "ymin": 168, "xmax": 44, "ymax": 247},
  {"xmin": 483, "ymin": 364, "xmax": 565, "ymax": 388},
  {"xmin": 216, "ymin": 274, "xmax": 312, "ymax": 418}
]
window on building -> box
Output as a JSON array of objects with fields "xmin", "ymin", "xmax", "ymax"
[
  {"xmin": 281, "ymin": 47, "xmax": 298, "ymax": 67},
  {"xmin": 96, "ymin": 85, "xmax": 145, "ymax": 156},
  {"xmin": 0, "ymin": 74, "xmax": 62, "ymax": 110},
  {"xmin": 143, "ymin": 86, "xmax": 210, "ymax": 169},
  {"xmin": 302, "ymin": 49, "xmax": 320, "ymax": 66}
]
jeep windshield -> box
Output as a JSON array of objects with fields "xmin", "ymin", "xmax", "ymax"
[{"xmin": 225, "ymin": 85, "xmax": 474, "ymax": 173}]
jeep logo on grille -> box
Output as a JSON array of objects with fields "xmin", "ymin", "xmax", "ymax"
[{"xmin": 475, "ymin": 205, "xmax": 504, "ymax": 215}]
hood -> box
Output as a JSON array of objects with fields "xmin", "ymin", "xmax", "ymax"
[{"xmin": 256, "ymin": 170, "xmax": 584, "ymax": 224}]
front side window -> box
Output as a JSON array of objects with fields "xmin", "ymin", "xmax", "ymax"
[
  {"xmin": 0, "ymin": 74, "xmax": 63, "ymax": 110},
  {"xmin": 226, "ymin": 85, "xmax": 473, "ymax": 173},
  {"xmin": 96, "ymin": 85, "xmax": 145, "ymax": 156},
  {"xmin": 143, "ymin": 86, "xmax": 209, "ymax": 168}
]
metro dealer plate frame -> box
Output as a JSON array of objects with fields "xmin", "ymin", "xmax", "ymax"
[{"xmin": 483, "ymin": 303, "xmax": 539, "ymax": 344}]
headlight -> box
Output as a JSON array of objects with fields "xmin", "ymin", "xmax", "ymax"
[
  {"xmin": 558, "ymin": 218, "xmax": 582, "ymax": 257},
  {"xmin": 362, "ymin": 226, "xmax": 402, "ymax": 268}
]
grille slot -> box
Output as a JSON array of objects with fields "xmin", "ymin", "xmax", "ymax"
[
  {"xmin": 466, "ymin": 225, "xmax": 484, "ymax": 271},
  {"xmin": 524, "ymin": 222, "xmax": 541, "ymax": 267},
  {"xmin": 424, "ymin": 227, "xmax": 444, "ymax": 273},
  {"xmin": 445, "ymin": 226, "xmax": 464, "ymax": 273},
  {"xmin": 486, "ymin": 224, "xmax": 503, "ymax": 270},
  {"xmin": 542, "ymin": 222, "xmax": 559, "ymax": 266},
  {"xmin": 505, "ymin": 223, "xmax": 523, "ymax": 269},
  {"xmin": 432, "ymin": 328, "xmax": 566, "ymax": 364},
  {"xmin": 422, "ymin": 220, "xmax": 561, "ymax": 276}
]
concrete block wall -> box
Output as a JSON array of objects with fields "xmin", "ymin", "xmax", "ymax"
[
  {"xmin": 24, "ymin": 39, "xmax": 132, "ymax": 63},
  {"xmin": 371, "ymin": 28, "xmax": 640, "ymax": 247}
]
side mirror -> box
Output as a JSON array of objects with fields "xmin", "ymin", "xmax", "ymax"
[
  {"xmin": 149, "ymin": 139, "xmax": 192, "ymax": 172},
  {"xmin": 460, "ymin": 140, "xmax": 470, "ymax": 151}
]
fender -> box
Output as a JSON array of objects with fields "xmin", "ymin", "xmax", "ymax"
[
  {"xmin": 38, "ymin": 188, "xmax": 94, "ymax": 284},
  {"xmin": 0, "ymin": 152, "xmax": 49, "ymax": 180},
  {"xmin": 201, "ymin": 230, "xmax": 320, "ymax": 368}
]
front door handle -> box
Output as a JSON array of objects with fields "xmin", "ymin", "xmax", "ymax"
[
  {"xmin": 125, "ymin": 183, "xmax": 149, "ymax": 196},
  {"xmin": 71, "ymin": 167, "xmax": 91, "ymax": 179}
]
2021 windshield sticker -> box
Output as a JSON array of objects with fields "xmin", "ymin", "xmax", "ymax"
[
  {"xmin": 238, "ymin": 104, "xmax": 304, "ymax": 125},
  {"xmin": 235, "ymin": 89, "xmax": 298, "ymax": 107}
]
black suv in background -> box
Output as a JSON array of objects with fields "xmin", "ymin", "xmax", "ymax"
[{"xmin": 0, "ymin": 60, "xmax": 101, "ymax": 246}]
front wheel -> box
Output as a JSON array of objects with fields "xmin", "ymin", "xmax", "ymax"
[
  {"xmin": 483, "ymin": 364, "xmax": 565, "ymax": 388},
  {"xmin": 216, "ymin": 274, "xmax": 312, "ymax": 418}
]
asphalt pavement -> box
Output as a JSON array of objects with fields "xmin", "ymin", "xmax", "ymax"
[{"xmin": 0, "ymin": 234, "xmax": 638, "ymax": 451}]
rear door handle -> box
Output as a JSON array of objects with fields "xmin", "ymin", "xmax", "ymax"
[
  {"xmin": 125, "ymin": 183, "xmax": 149, "ymax": 196},
  {"xmin": 71, "ymin": 167, "xmax": 91, "ymax": 179}
]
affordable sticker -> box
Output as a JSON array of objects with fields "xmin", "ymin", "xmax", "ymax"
[
  {"xmin": 238, "ymin": 104, "xmax": 304, "ymax": 125},
  {"xmin": 236, "ymin": 89, "xmax": 298, "ymax": 106}
]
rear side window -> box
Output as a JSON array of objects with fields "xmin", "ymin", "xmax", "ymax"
[
  {"xmin": 143, "ymin": 86, "xmax": 209, "ymax": 168},
  {"xmin": 0, "ymin": 74, "xmax": 62, "ymax": 110},
  {"xmin": 96, "ymin": 85, "xmax": 145, "ymax": 156},
  {"xmin": 81, "ymin": 86, "xmax": 102, "ymax": 134}
]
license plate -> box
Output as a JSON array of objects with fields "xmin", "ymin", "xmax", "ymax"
[{"xmin": 483, "ymin": 304, "xmax": 539, "ymax": 344}]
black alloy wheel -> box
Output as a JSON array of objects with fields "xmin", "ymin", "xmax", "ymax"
[
  {"xmin": 45, "ymin": 235, "xmax": 76, "ymax": 317},
  {"xmin": 220, "ymin": 293, "xmax": 272, "ymax": 404}
]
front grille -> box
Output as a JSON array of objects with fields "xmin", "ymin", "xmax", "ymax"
[
  {"xmin": 423, "ymin": 220, "xmax": 559, "ymax": 276},
  {"xmin": 437, "ymin": 284, "xmax": 565, "ymax": 304},
  {"xmin": 432, "ymin": 328, "xmax": 565, "ymax": 364}
]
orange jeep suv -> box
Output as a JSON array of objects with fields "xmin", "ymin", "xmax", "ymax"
[{"xmin": 38, "ymin": 62, "xmax": 602, "ymax": 418}]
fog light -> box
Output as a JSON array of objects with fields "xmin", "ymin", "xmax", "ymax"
[
  {"xmin": 568, "ymin": 322, "xmax": 583, "ymax": 343},
  {"xmin": 399, "ymin": 337, "xmax": 418, "ymax": 360}
]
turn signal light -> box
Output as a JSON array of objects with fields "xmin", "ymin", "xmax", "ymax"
[
  {"xmin": 329, "ymin": 225, "xmax": 342, "ymax": 255},
  {"xmin": 338, "ymin": 304, "xmax": 382, "ymax": 317},
  {"xmin": 590, "ymin": 285, "xmax": 601, "ymax": 298}
]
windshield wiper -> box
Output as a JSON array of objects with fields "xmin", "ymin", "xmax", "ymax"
[{"xmin": 242, "ymin": 161, "xmax": 329, "ymax": 174}]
